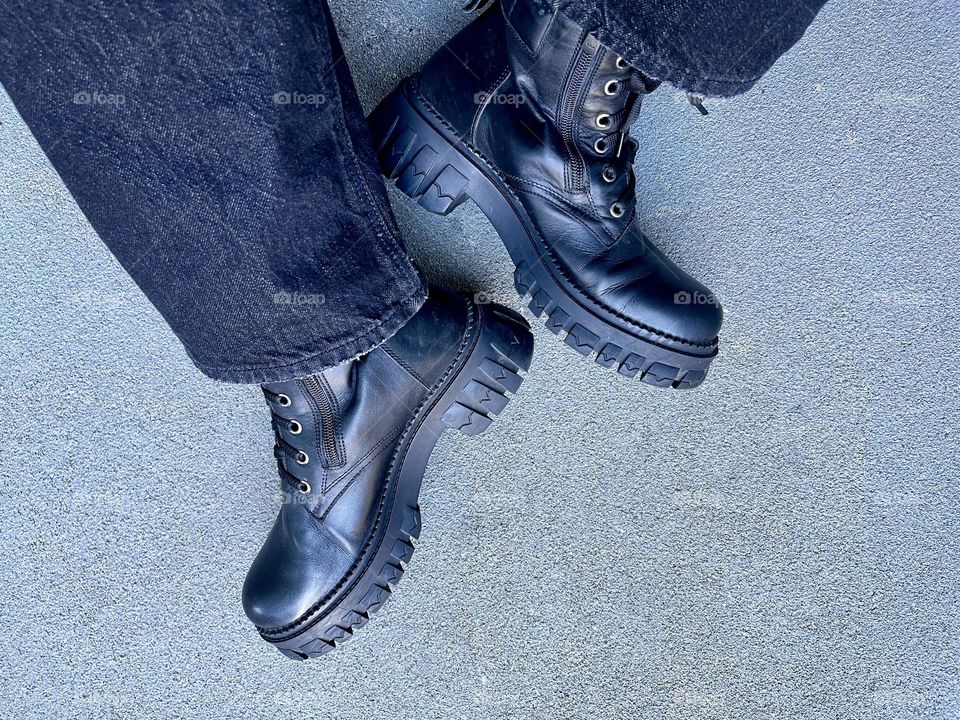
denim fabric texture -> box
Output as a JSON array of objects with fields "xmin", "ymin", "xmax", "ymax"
[
  {"xmin": 548, "ymin": 0, "xmax": 830, "ymax": 97},
  {"xmin": 0, "ymin": 0, "xmax": 826, "ymax": 385},
  {"xmin": 0, "ymin": 0, "xmax": 427, "ymax": 383}
]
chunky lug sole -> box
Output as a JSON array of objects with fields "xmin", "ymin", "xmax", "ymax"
[
  {"xmin": 261, "ymin": 299, "xmax": 533, "ymax": 660},
  {"xmin": 369, "ymin": 80, "xmax": 717, "ymax": 390}
]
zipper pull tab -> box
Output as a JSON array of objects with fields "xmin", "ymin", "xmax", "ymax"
[{"xmin": 687, "ymin": 93, "xmax": 709, "ymax": 116}]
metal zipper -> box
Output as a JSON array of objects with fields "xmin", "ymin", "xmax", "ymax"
[
  {"xmin": 301, "ymin": 376, "xmax": 345, "ymax": 468},
  {"xmin": 558, "ymin": 38, "xmax": 594, "ymax": 192}
]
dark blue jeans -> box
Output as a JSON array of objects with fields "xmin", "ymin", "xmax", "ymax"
[
  {"xmin": 0, "ymin": 0, "xmax": 825, "ymax": 383},
  {"xmin": 0, "ymin": 0, "xmax": 427, "ymax": 383},
  {"xmin": 556, "ymin": 0, "xmax": 830, "ymax": 98}
]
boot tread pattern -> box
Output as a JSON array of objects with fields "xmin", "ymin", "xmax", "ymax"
[
  {"xmin": 369, "ymin": 85, "xmax": 714, "ymax": 390},
  {"xmin": 515, "ymin": 262, "xmax": 706, "ymax": 389},
  {"xmin": 272, "ymin": 304, "xmax": 533, "ymax": 660}
]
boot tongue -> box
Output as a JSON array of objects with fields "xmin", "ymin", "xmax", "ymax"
[
  {"xmin": 634, "ymin": 70, "xmax": 661, "ymax": 94},
  {"xmin": 621, "ymin": 71, "xmax": 660, "ymax": 135},
  {"xmin": 612, "ymin": 71, "xmax": 659, "ymax": 160}
]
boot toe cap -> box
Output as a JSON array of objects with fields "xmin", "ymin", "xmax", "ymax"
[
  {"xmin": 587, "ymin": 253, "xmax": 723, "ymax": 347},
  {"xmin": 242, "ymin": 506, "xmax": 355, "ymax": 632},
  {"xmin": 642, "ymin": 279, "xmax": 723, "ymax": 347}
]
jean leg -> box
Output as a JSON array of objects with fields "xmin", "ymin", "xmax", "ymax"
[
  {"xmin": 0, "ymin": 0, "xmax": 426, "ymax": 383},
  {"xmin": 551, "ymin": 0, "xmax": 831, "ymax": 97}
]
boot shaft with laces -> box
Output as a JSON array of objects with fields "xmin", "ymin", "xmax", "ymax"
[
  {"xmin": 244, "ymin": 286, "xmax": 533, "ymax": 659},
  {"xmin": 498, "ymin": 0, "xmax": 661, "ymax": 217},
  {"xmin": 370, "ymin": 0, "xmax": 723, "ymax": 389}
]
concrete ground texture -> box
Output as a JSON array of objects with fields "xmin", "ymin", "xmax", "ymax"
[{"xmin": 1, "ymin": 0, "xmax": 958, "ymax": 718}]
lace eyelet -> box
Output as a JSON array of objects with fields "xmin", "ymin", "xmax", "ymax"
[
  {"xmin": 277, "ymin": 393, "xmax": 291, "ymax": 407},
  {"xmin": 289, "ymin": 420, "xmax": 302, "ymax": 435},
  {"xmin": 610, "ymin": 202, "xmax": 625, "ymax": 218},
  {"xmin": 604, "ymin": 80, "xmax": 620, "ymax": 96},
  {"xmin": 594, "ymin": 138, "xmax": 608, "ymax": 154},
  {"xmin": 595, "ymin": 113, "xmax": 611, "ymax": 129},
  {"xmin": 297, "ymin": 480, "xmax": 311, "ymax": 495},
  {"xmin": 615, "ymin": 56, "xmax": 628, "ymax": 70},
  {"xmin": 602, "ymin": 166, "xmax": 617, "ymax": 183},
  {"xmin": 296, "ymin": 451, "xmax": 310, "ymax": 465}
]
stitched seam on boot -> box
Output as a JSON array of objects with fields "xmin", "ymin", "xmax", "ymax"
[
  {"xmin": 315, "ymin": 425, "xmax": 403, "ymax": 506},
  {"xmin": 258, "ymin": 299, "xmax": 478, "ymax": 636},
  {"xmin": 409, "ymin": 85, "xmax": 717, "ymax": 350},
  {"xmin": 502, "ymin": 0, "xmax": 536, "ymax": 58},
  {"xmin": 534, "ymin": 9, "xmax": 557, "ymax": 54},
  {"xmin": 508, "ymin": 183, "xmax": 714, "ymax": 348},
  {"xmin": 470, "ymin": 68, "xmax": 511, "ymax": 142},
  {"xmin": 379, "ymin": 344, "xmax": 428, "ymax": 388},
  {"xmin": 502, "ymin": 171, "xmax": 606, "ymax": 223}
]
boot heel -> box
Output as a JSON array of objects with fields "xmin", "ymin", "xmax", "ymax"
[
  {"xmin": 369, "ymin": 84, "xmax": 472, "ymax": 216},
  {"xmin": 439, "ymin": 302, "xmax": 534, "ymax": 436}
]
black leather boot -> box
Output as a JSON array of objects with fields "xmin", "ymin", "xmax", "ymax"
[
  {"xmin": 369, "ymin": 0, "xmax": 722, "ymax": 389},
  {"xmin": 243, "ymin": 286, "xmax": 533, "ymax": 659}
]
